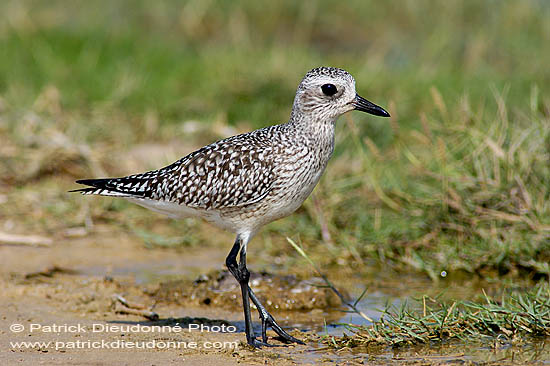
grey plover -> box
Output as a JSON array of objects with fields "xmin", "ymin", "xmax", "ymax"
[{"xmin": 73, "ymin": 67, "xmax": 389, "ymax": 347}]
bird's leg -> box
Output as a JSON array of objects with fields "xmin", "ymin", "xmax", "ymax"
[
  {"xmin": 225, "ymin": 237, "xmax": 268, "ymax": 347},
  {"xmin": 225, "ymin": 236, "xmax": 303, "ymax": 347},
  {"xmin": 248, "ymin": 287, "xmax": 304, "ymax": 345}
]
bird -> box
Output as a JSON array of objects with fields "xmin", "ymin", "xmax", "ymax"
[{"xmin": 72, "ymin": 67, "xmax": 390, "ymax": 347}]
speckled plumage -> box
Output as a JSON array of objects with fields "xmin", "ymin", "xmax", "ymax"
[
  {"xmin": 75, "ymin": 67, "xmax": 362, "ymax": 236},
  {"xmin": 74, "ymin": 66, "xmax": 389, "ymax": 347},
  {"xmin": 76, "ymin": 120, "xmax": 335, "ymax": 234}
]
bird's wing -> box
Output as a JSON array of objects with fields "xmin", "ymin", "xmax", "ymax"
[{"xmin": 73, "ymin": 132, "xmax": 276, "ymax": 210}]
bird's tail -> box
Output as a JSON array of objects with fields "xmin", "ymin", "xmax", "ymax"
[{"xmin": 70, "ymin": 177, "xmax": 149, "ymax": 198}]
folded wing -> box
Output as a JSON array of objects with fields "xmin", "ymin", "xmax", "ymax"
[{"xmin": 73, "ymin": 133, "xmax": 275, "ymax": 210}]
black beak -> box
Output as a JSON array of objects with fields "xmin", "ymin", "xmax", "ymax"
[{"xmin": 353, "ymin": 94, "xmax": 390, "ymax": 117}]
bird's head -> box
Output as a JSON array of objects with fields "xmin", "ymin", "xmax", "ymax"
[{"xmin": 292, "ymin": 67, "xmax": 390, "ymax": 122}]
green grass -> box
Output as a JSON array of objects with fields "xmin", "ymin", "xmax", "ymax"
[
  {"xmin": 321, "ymin": 283, "xmax": 550, "ymax": 349},
  {"xmin": 0, "ymin": 0, "xmax": 549, "ymax": 282},
  {"xmin": 2, "ymin": 1, "xmax": 549, "ymax": 124},
  {"xmin": 290, "ymin": 239, "xmax": 550, "ymax": 349}
]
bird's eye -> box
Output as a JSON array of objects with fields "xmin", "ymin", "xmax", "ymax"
[{"xmin": 321, "ymin": 84, "xmax": 338, "ymax": 96}]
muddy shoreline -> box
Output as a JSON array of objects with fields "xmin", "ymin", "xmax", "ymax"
[{"xmin": 2, "ymin": 226, "xmax": 548, "ymax": 365}]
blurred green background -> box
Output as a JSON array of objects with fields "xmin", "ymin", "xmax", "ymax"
[
  {"xmin": 0, "ymin": 0, "xmax": 549, "ymax": 281},
  {"xmin": 3, "ymin": 0, "xmax": 549, "ymax": 125}
]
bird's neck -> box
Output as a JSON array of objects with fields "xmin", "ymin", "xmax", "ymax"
[
  {"xmin": 286, "ymin": 110, "xmax": 336, "ymax": 160},
  {"xmin": 288, "ymin": 106, "xmax": 337, "ymax": 134}
]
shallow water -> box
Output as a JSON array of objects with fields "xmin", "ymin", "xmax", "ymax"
[
  {"xmin": 80, "ymin": 254, "xmax": 550, "ymax": 364},
  {"xmin": 80, "ymin": 255, "xmax": 508, "ymax": 330},
  {"xmin": 310, "ymin": 339, "xmax": 550, "ymax": 365}
]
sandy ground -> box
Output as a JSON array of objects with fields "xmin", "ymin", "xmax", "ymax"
[
  {"xmin": 0, "ymin": 226, "xmax": 330, "ymax": 365},
  {"xmin": 2, "ymin": 225, "xmax": 548, "ymax": 365}
]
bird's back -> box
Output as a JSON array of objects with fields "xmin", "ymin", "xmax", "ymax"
[
  {"xmin": 75, "ymin": 124, "xmax": 281, "ymax": 208},
  {"xmin": 74, "ymin": 120, "xmax": 335, "ymax": 233}
]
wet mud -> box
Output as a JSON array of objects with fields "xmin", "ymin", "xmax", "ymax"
[
  {"xmin": 1, "ymin": 228, "xmax": 549, "ymax": 365},
  {"xmin": 155, "ymin": 269, "xmax": 342, "ymax": 311}
]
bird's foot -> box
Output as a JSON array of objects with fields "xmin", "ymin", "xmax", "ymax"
[
  {"xmin": 245, "ymin": 337, "xmax": 277, "ymax": 348},
  {"xmin": 247, "ymin": 287, "xmax": 305, "ymax": 345},
  {"xmin": 258, "ymin": 310, "xmax": 304, "ymax": 345}
]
